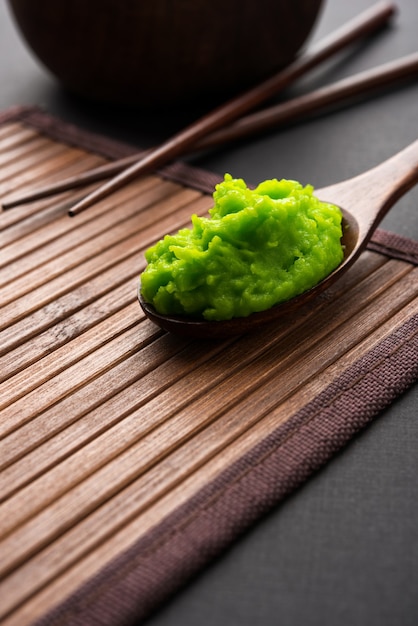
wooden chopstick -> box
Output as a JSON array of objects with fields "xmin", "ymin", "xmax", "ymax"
[
  {"xmin": 199, "ymin": 51, "xmax": 418, "ymax": 150},
  {"xmin": 4, "ymin": 50, "xmax": 418, "ymax": 212},
  {"xmin": 1, "ymin": 1, "xmax": 396, "ymax": 213},
  {"xmin": 1, "ymin": 153, "xmax": 146, "ymax": 209}
]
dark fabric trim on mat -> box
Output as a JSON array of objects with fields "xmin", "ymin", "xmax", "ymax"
[
  {"xmin": 1, "ymin": 105, "xmax": 221, "ymax": 195},
  {"xmin": 367, "ymin": 229, "xmax": 418, "ymax": 266},
  {"xmin": 0, "ymin": 104, "xmax": 33, "ymax": 125},
  {"xmin": 35, "ymin": 314, "xmax": 418, "ymax": 626}
]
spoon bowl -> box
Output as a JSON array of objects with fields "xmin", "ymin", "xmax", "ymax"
[{"xmin": 139, "ymin": 139, "xmax": 418, "ymax": 338}]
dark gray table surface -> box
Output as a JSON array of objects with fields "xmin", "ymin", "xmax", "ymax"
[{"xmin": 1, "ymin": 1, "xmax": 417, "ymax": 625}]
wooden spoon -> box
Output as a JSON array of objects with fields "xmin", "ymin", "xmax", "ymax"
[{"xmin": 138, "ymin": 139, "xmax": 418, "ymax": 339}]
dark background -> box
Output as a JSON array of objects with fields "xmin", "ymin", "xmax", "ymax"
[{"xmin": 1, "ymin": 1, "xmax": 417, "ymax": 625}]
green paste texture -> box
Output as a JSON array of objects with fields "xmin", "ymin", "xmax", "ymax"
[{"xmin": 140, "ymin": 174, "xmax": 344, "ymax": 321}]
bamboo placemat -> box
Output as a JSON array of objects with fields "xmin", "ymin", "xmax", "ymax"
[{"xmin": 0, "ymin": 107, "xmax": 417, "ymax": 626}]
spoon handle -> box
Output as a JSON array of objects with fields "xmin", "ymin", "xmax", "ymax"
[{"xmin": 319, "ymin": 138, "xmax": 418, "ymax": 239}]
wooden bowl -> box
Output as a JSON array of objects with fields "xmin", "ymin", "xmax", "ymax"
[{"xmin": 7, "ymin": 0, "xmax": 323, "ymax": 107}]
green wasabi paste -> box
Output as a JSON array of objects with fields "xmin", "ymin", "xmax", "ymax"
[{"xmin": 140, "ymin": 174, "xmax": 344, "ymax": 321}]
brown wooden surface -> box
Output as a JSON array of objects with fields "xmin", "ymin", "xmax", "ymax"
[{"xmin": 0, "ymin": 121, "xmax": 417, "ymax": 625}]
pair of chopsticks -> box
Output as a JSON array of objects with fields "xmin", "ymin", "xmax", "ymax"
[{"xmin": 3, "ymin": 1, "xmax": 416, "ymax": 214}]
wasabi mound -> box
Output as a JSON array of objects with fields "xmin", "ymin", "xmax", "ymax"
[{"xmin": 140, "ymin": 174, "xmax": 343, "ymax": 321}]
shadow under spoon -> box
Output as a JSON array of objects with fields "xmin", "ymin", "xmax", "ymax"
[{"xmin": 139, "ymin": 139, "xmax": 418, "ymax": 339}]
